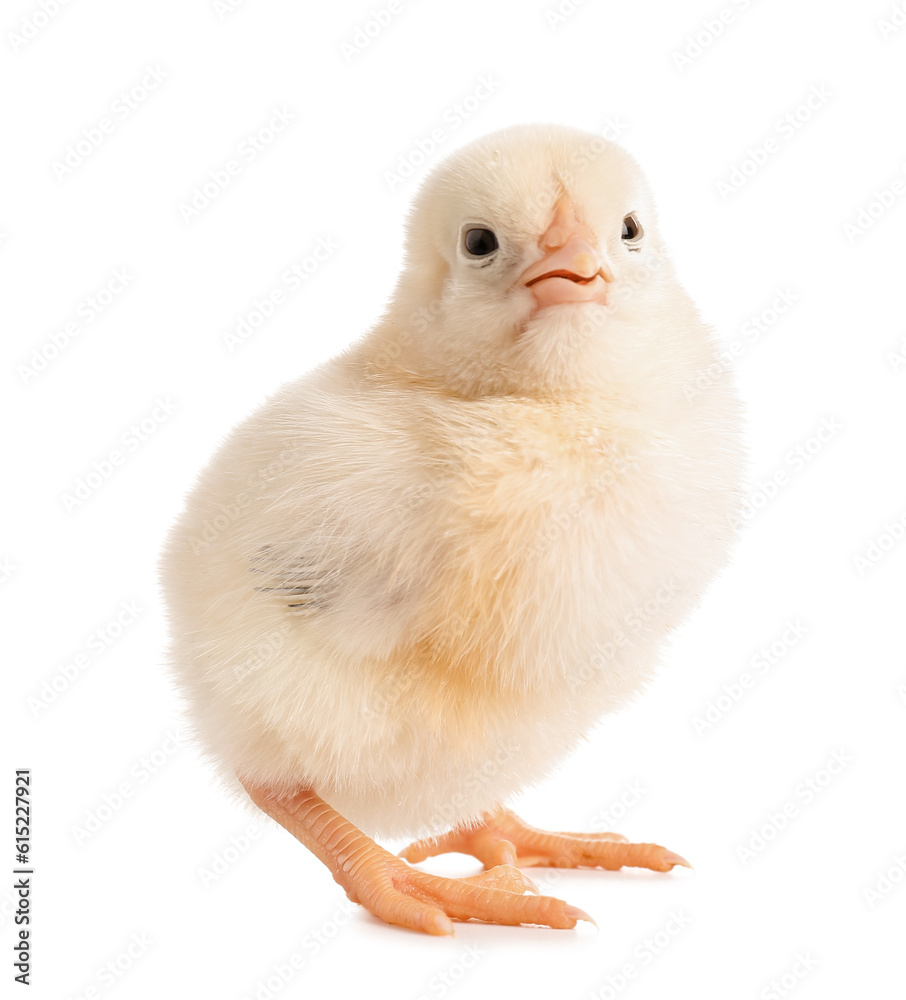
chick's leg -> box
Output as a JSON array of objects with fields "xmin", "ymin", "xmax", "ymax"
[
  {"xmin": 401, "ymin": 806, "xmax": 690, "ymax": 873},
  {"xmin": 240, "ymin": 782, "xmax": 592, "ymax": 936}
]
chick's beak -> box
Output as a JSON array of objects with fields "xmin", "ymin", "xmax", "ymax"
[{"xmin": 519, "ymin": 196, "xmax": 612, "ymax": 311}]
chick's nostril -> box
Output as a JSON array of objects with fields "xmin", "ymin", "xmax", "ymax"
[
  {"xmin": 540, "ymin": 195, "xmax": 581, "ymax": 251},
  {"xmin": 540, "ymin": 228, "xmax": 568, "ymax": 252}
]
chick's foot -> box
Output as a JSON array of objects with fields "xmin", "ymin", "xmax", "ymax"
[
  {"xmin": 400, "ymin": 806, "xmax": 691, "ymax": 873},
  {"xmin": 241, "ymin": 782, "xmax": 593, "ymax": 935}
]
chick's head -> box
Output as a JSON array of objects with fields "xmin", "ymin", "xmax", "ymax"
[{"xmin": 384, "ymin": 123, "xmax": 691, "ymax": 398}]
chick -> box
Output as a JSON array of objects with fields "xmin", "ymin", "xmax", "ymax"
[{"xmin": 161, "ymin": 123, "xmax": 742, "ymax": 935}]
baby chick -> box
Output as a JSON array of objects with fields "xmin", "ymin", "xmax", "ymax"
[{"xmin": 161, "ymin": 123, "xmax": 742, "ymax": 935}]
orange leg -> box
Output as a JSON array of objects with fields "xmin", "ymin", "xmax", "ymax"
[
  {"xmin": 400, "ymin": 806, "xmax": 691, "ymax": 872},
  {"xmin": 241, "ymin": 782, "xmax": 593, "ymax": 936}
]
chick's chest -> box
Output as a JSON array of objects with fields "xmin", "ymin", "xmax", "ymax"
[{"xmin": 444, "ymin": 397, "xmax": 637, "ymax": 532}]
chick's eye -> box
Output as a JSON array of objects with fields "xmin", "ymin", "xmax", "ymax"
[
  {"xmin": 463, "ymin": 227, "xmax": 498, "ymax": 258},
  {"xmin": 621, "ymin": 214, "xmax": 642, "ymax": 244}
]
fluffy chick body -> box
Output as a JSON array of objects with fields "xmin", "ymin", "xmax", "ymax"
[{"xmin": 161, "ymin": 124, "xmax": 742, "ymax": 840}]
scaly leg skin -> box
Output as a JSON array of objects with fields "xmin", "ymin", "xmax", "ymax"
[
  {"xmin": 240, "ymin": 782, "xmax": 593, "ymax": 936},
  {"xmin": 400, "ymin": 806, "xmax": 691, "ymax": 873}
]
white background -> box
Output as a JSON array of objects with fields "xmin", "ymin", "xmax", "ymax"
[{"xmin": 4, "ymin": 0, "xmax": 906, "ymax": 998}]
